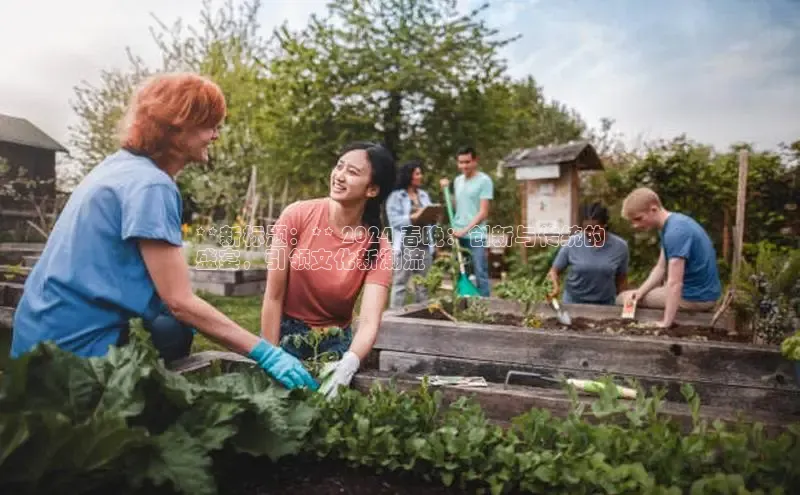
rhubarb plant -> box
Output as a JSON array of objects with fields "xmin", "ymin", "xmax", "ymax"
[{"xmin": 3, "ymin": 328, "xmax": 800, "ymax": 495}]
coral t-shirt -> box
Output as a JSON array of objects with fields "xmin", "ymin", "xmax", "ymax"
[{"xmin": 271, "ymin": 198, "xmax": 393, "ymax": 328}]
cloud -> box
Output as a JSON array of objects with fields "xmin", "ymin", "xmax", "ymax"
[
  {"xmin": 496, "ymin": 0, "xmax": 800, "ymax": 150},
  {"xmin": 0, "ymin": 0, "xmax": 797, "ymax": 162}
]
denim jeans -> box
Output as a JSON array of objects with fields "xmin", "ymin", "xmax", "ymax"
[
  {"xmin": 458, "ymin": 237, "xmax": 490, "ymax": 297},
  {"xmin": 390, "ymin": 245, "xmax": 434, "ymax": 308},
  {"xmin": 279, "ymin": 315, "xmax": 353, "ymax": 361},
  {"xmin": 118, "ymin": 308, "xmax": 195, "ymax": 362}
]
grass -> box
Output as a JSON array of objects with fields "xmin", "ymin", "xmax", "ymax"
[
  {"xmin": 0, "ymin": 284, "xmax": 373, "ymax": 369},
  {"xmin": 191, "ymin": 291, "xmax": 263, "ymax": 352}
]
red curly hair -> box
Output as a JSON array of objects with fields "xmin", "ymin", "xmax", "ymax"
[{"xmin": 119, "ymin": 72, "xmax": 226, "ymax": 167}]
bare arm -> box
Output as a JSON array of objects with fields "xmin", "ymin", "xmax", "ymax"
[
  {"xmin": 547, "ymin": 266, "xmax": 561, "ymax": 298},
  {"xmin": 460, "ymin": 199, "xmax": 490, "ymax": 233},
  {"xmin": 139, "ymin": 240, "xmax": 259, "ymax": 355},
  {"xmin": 636, "ymin": 249, "xmax": 666, "ymax": 298},
  {"xmin": 260, "ymin": 236, "xmax": 291, "ymax": 345},
  {"xmin": 662, "ymin": 257, "xmax": 685, "ymax": 326},
  {"xmin": 349, "ymin": 283, "xmax": 389, "ymax": 360}
]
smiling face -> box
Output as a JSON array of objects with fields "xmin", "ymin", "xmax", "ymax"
[
  {"xmin": 411, "ymin": 167, "xmax": 423, "ymax": 188},
  {"xmin": 330, "ymin": 149, "xmax": 379, "ymax": 204},
  {"xmin": 181, "ymin": 124, "xmax": 221, "ymax": 163},
  {"xmin": 457, "ymin": 152, "xmax": 477, "ymax": 176}
]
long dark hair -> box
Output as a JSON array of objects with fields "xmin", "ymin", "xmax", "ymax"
[
  {"xmin": 396, "ymin": 160, "xmax": 423, "ymax": 190},
  {"xmin": 337, "ymin": 141, "xmax": 397, "ymax": 268}
]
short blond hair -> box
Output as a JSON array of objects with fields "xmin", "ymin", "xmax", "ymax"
[{"xmin": 621, "ymin": 187, "xmax": 663, "ymax": 219}]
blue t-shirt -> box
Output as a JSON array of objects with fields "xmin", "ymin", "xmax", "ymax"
[
  {"xmin": 660, "ymin": 212, "xmax": 721, "ymax": 302},
  {"xmin": 10, "ymin": 149, "xmax": 184, "ymax": 358},
  {"xmin": 453, "ymin": 171, "xmax": 493, "ymax": 241},
  {"xmin": 552, "ymin": 231, "xmax": 629, "ymax": 304}
]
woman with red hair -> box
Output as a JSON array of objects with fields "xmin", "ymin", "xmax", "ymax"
[{"xmin": 10, "ymin": 73, "xmax": 317, "ymax": 391}]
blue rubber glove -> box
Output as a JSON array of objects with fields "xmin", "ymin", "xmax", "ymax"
[{"xmin": 248, "ymin": 339, "xmax": 319, "ymax": 391}]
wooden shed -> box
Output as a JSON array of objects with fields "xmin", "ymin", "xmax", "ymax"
[
  {"xmin": 0, "ymin": 113, "xmax": 67, "ymax": 202},
  {"xmin": 501, "ymin": 140, "xmax": 603, "ymax": 244}
]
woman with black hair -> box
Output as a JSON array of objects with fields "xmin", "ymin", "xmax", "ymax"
[
  {"xmin": 259, "ymin": 141, "xmax": 396, "ymax": 398},
  {"xmin": 547, "ymin": 202, "xmax": 630, "ymax": 305},
  {"xmin": 385, "ymin": 160, "xmax": 437, "ymax": 308}
]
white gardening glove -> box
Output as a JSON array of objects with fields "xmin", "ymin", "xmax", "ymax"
[{"xmin": 318, "ymin": 351, "xmax": 360, "ymax": 399}]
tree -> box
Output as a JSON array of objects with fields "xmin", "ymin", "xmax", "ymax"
[
  {"xmin": 68, "ymin": 50, "xmax": 152, "ymax": 174},
  {"xmin": 67, "ymin": 0, "xmax": 588, "ymax": 226}
]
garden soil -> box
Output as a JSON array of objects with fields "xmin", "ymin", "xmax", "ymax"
[
  {"xmin": 217, "ymin": 455, "xmax": 466, "ymax": 495},
  {"xmin": 423, "ymin": 310, "xmax": 749, "ymax": 343}
]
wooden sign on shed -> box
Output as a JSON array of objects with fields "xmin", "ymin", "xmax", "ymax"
[{"xmin": 501, "ymin": 140, "xmax": 603, "ymax": 245}]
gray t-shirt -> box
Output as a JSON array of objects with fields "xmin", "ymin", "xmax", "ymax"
[{"xmin": 552, "ymin": 232, "xmax": 629, "ymax": 304}]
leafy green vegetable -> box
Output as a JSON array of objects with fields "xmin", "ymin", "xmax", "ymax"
[
  {"xmin": 3, "ymin": 328, "xmax": 800, "ymax": 494},
  {"xmin": 781, "ymin": 331, "xmax": 800, "ymax": 361},
  {"xmin": 0, "ymin": 329, "xmax": 315, "ymax": 495}
]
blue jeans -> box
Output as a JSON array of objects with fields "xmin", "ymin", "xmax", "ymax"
[
  {"xmin": 458, "ymin": 237, "xmax": 490, "ymax": 297},
  {"xmin": 279, "ymin": 315, "xmax": 353, "ymax": 361},
  {"xmin": 118, "ymin": 308, "xmax": 195, "ymax": 362}
]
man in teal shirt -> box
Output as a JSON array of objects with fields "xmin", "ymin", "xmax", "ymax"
[{"xmin": 439, "ymin": 146, "xmax": 494, "ymax": 296}]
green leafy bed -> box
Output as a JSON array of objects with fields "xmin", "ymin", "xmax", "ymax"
[{"xmin": 2, "ymin": 332, "xmax": 800, "ymax": 495}]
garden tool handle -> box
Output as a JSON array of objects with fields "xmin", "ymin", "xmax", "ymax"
[
  {"xmin": 566, "ymin": 379, "xmax": 638, "ymax": 400},
  {"xmin": 442, "ymin": 184, "xmax": 456, "ymax": 225},
  {"xmin": 504, "ymin": 370, "xmax": 637, "ymax": 400},
  {"xmin": 442, "ymin": 185, "xmax": 467, "ymax": 271}
]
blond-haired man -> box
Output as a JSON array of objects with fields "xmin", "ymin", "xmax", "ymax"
[{"xmin": 616, "ymin": 187, "xmax": 721, "ymax": 327}]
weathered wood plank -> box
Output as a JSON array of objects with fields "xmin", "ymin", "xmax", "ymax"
[
  {"xmin": 228, "ymin": 280, "xmax": 266, "ymax": 296},
  {"xmin": 0, "ymin": 243, "xmax": 46, "ymax": 251},
  {"xmin": 0, "ymin": 282, "xmax": 24, "ymax": 307},
  {"xmin": 0, "ymin": 306, "xmax": 13, "ymax": 331},
  {"xmin": 169, "ymin": 350, "xmax": 255, "ymax": 373},
  {"xmin": 352, "ymin": 371, "xmax": 793, "ymax": 437},
  {"xmin": 22, "ymin": 255, "xmax": 39, "ymax": 267},
  {"xmin": 375, "ymin": 316, "xmax": 795, "ymax": 390},
  {"xmin": 189, "ymin": 267, "xmax": 267, "ymax": 284},
  {"xmin": 390, "ymin": 298, "xmax": 733, "ymax": 329},
  {"xmin": 378, "ymin": 350, "xmax": 800, "ymax": 417},
  {"xmin": 0, "ymin": 264, "xmax": 31, "ymax": 283},
  {"xmin": 0, "ymin": 248, "xmax": 43, "ymax": 265},
  {"xmin": 192, "ymin": 279, "xmax": 266, "ymax": 296}
]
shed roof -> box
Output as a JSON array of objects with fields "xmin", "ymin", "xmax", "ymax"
[
  {"xmin": 0, "ymin": 113, "xmax": 68, "ymax": 152},
  {"xmin": 502, "ymin": 140, "xmax": 603, "ymax": 171}
]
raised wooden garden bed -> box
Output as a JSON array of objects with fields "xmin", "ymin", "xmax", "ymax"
[
  {"xmin": 189, "ymin": 266, "xmax": 267, "ymax": 296},
  {"xmin": 372, "ymin": 299, "xmax": 800, "ymax": 423},
  {"xmin": 171, "ymin": 350, "xmax": 795, "ymax": 437},
  {"xmin": 0, "ymin": 242, "xmax": 44, "ymax": 265}
]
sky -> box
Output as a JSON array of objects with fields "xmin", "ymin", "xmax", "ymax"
[{"xmin": 1, "ymin": 0, "xmax": 799, "ymax": 162}]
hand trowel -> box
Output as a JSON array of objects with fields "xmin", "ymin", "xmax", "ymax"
[{"xmin": 549, "ymin": 297, "xmax": 572, "ymax": 326}]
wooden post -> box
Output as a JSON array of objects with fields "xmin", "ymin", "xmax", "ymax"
[
  {"xmin": 722, "ymin": 208, "xmax": 730, "ymax": 262},
  {"xmin": 731, "ymin": 149, "xmax": 748, "ymax": 286},
  {"xmin": 710, "ymin": 149, "xmax": 749, "ymax": 329},
  {"xmin": 519, "ymin": 180, "xmax": 528, "ymax": 264}
]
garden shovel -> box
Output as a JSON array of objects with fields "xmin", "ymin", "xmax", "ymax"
[
  {"xmin": 505, "ymin": 370, "xmax": 637, "ymax": 400},
  {"xmin": 442, "ymin": 184, "xmax": 481, "ymax": 298},
  {"xmin": 549, "ymin": 296, "xmax": 572, "ymax": 326}
]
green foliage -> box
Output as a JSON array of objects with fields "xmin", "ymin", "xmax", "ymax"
[
  {"xmin": 584, "ymin": 135, "xmax": 798, "ymax": 283},
  {"xmin": 734, "ymin": 242, "xmax": 800, "ymax": 344},
  {"xmin": 4, "ymin": 330, "xmax": 800, "ymax": 494},
  {"xmin": 280, "ymin": 327, "xmax": 345, "ymax": 377},
  {"xmin": 0, "ymin": 329, "xmax": 315, "ymax": 495},
  {"xmin": 781, "ymin": 331, "xmax": 800, "ymax": 361},
  {"xmin": 67, "ymin": 0, "xmax": 586, "ymax": 227}
]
